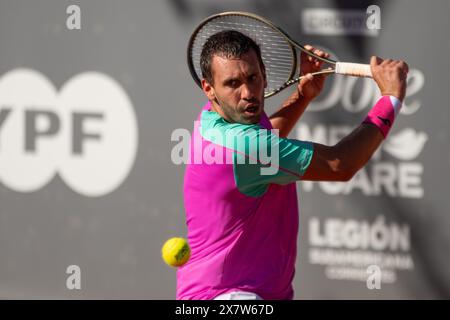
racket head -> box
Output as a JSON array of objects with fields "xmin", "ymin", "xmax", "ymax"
[{"xmin": 187, "ymin": 11, "xmax": 299, "ymax": 98}]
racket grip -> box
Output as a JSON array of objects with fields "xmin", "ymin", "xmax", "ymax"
[{"xmin": 335, "ymin": 62, "xmax": 372, "ymax": 78}]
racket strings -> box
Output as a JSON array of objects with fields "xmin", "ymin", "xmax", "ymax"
[{"xmin": 190, "ymin": 14, "xmax": 296, "ymax": 96}]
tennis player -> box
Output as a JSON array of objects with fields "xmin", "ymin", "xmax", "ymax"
[{"xmin": 177, "ymin": 30, "xmax": 408, "ymax": 300}]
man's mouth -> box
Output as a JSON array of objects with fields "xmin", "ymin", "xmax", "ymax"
[{"xmin": 244, "ymin": 104, "xmax": 259, "ymax": 116}]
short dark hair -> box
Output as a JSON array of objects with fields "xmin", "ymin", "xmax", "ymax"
[{"xmin": 200, "ymin": 30, "xmax": 265, "ymax": 85}]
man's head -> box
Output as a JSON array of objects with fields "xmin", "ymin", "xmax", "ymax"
[{"xmin": 200, "ymin": 30, "xmax": 267, "ymax": 124}]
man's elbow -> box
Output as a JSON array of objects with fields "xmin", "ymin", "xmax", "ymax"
[
  {"xmin": 332, "ymin": 161, "xmax": 358, "ymax": 182},
  {"xmin": 332, "ymin": 147, "xmax": 364, "ymax": 182},
  {"xmin": 332, "ymin": 168, "xmax": 353, "ymax": 182},
  {"xmin": 314, "ymin": 145, "xmax": 362, "ymax": 182},
  {"xmin": 340, "ymin": 168, "xmax": 357, "ymax": 182}
]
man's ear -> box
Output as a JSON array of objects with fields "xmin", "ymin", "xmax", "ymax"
[
  {"xmin": 202, "ymin": 79, "xmax": 216, "ymax": 101},
  {"xmin": 261, "ymin": 65, "xmax": 268, "ymax": 89}
]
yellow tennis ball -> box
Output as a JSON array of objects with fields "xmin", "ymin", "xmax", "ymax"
[{"xmin": 161, "ymin": 237, "xmax": 191, "ymax": 267}]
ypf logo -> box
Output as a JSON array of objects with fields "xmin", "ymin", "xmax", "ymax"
[{"xmin": 0, "ymin": 69, "xmax": 138, "ymax": 197}]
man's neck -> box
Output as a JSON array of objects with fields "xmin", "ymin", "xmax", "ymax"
[{"xmin": 210, "ymin": 100, "xmax": 227, "ymax": 119}]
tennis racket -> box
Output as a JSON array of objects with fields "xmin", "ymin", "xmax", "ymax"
[{"xmin": 187, "ymin": 11, "xmax": 373, "ymax": 98}]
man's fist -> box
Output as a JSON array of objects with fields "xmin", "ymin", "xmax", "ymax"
[
  {"xmin": 370, "ymin": 56, "xmax": 409, "ymax": 101},
  {"xmin": 297, "ymin": 45, "xmax": 330, "ymax": 101}
]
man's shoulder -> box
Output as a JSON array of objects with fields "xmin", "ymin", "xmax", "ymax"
[{"xmin": 200, "ymin": 110, "xmax": 263, "ymax": 132}]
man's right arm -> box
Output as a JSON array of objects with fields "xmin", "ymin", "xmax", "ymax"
[{"xmin": 301, "ymin": 56, "xmax": 409, "ymax": 182}]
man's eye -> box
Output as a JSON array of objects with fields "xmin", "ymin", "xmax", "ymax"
[
  {"xmin": 249, "ymin": 75, "xmax": 258, "ymax": 82},
  {"xmin": 228, "ymin": 80, "xmax": 239, "ymax": 87}
]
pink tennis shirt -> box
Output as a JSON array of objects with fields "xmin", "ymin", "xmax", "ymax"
[{"xmin": 177, "ymin": 101, "xmax": 314, "ymax": 300}]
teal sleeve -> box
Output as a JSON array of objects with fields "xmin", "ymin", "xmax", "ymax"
[
  {"xmin": 201, "ymin": 118, "xmax": 314, "ymax": 197},
  {"xmin": 233, "ymin": 132, "xmax": 314, "ymax": 197}
]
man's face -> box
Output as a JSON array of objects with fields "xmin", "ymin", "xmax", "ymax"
[{"xmin": 202, "ymin": 49, "xmax": 267, "ymax": 124}]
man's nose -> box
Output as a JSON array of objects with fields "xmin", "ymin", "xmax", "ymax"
[{"xmin": 241, "ymin": 83, "xmax": 255, "ymax": 100}]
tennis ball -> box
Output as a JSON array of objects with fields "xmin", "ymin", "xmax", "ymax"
[{"xmin": 161, "ymin": 237, "xmax": 191, "ymax": 267}]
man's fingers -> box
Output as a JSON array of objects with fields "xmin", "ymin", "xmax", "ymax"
[
  {"xmin": 370, "ymin": 56, "xmax": 383, "ymax": 67},
  {"xmin": 302, "ymin": 45, "xmax": 331, "ymax": 76},
  {"xmin": 303, "ymin": 45, "xmax": 327, "ymax": 59},
  {"xmin": 371, "ymin": 56, "xmax": 409, "ymax": 75},
  {"xmin": 303, "ymin": 45, "xmax": 314, "ymax": 59},
  {"xmin": 298, "ymin": 73, "xmax": 313, "ymax": 89},
  {"xmin": 370, "ymin": 55, "xmax": 409, "ymax": 101},
  {"xmin": 397, "ymin": 60, "xmax": 409, "ymax": 74}
]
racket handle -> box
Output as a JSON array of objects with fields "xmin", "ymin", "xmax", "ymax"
[{"xmin": 335, "ymin": 62, "xmax": 372, "ymax": 78}]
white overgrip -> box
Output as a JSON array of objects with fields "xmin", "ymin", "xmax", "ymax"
[{"xmin": 335, "ymin": 62, "xmax": 372, "ymax": 78}]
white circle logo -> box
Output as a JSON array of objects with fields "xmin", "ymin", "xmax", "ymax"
[{"xmin": 0, "ymin": 68, "xmax": 138, "ymax": 197}]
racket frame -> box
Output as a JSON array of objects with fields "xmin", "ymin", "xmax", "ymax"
[{"xmin": 187, "ymin": 11, "xmax": 340, "ymax": 98}]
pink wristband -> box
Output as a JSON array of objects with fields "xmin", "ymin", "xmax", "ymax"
[{"xmin": 363, "ymin": 95, "xmax": 402, "ymax": 138}]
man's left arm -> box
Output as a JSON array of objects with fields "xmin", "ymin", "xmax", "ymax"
[{"xmin": 269, "ymin": 45, "xmax": 329, "ymax": 138}]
